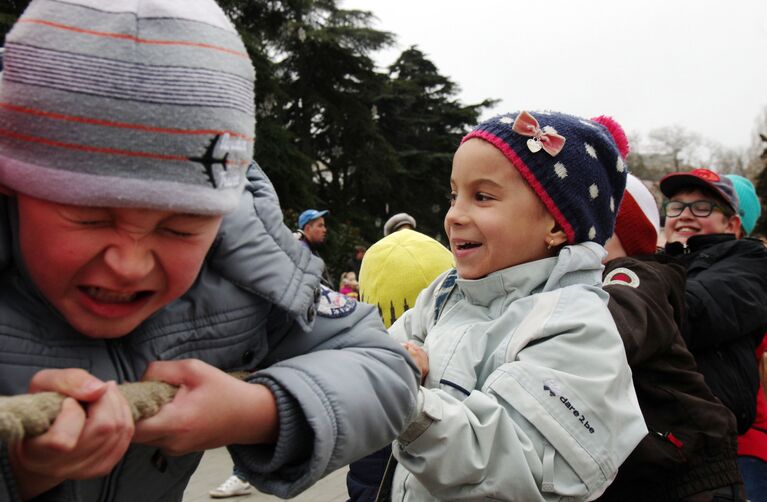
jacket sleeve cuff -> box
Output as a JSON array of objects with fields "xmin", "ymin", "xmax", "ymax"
[
  {"xmin": 397, "ymin": 388, "xmax": 443, "ymax": 447},
  {"xmin": 0, "ymin": 443, "xmax": 22, "ymax": 502},
  {"xmin": 227, "ymin": 377, "xmax": 314, "ymax": 494}
]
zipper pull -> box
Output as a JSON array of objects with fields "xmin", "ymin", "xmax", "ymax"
[{"xmin": 655, "ymin": 431, "xmax": 684, "ymax": 449}]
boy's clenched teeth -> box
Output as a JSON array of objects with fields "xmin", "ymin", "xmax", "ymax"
[{"xmin": 80, "ymin": 286, "xmax": 150, "ymax": 304}]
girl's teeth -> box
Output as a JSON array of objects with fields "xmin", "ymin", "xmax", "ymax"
[{"xmin": 85, "ymin": 287, "xmax": 137, "ymax": 303}]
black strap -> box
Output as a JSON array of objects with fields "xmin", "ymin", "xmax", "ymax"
[
  {"xmin": 374, "ymin": 452, "xmax": 398, "ymax": 502},
  {"xmin": 433, "ymin": 269, "xmax": 458, "ymax": 321}
]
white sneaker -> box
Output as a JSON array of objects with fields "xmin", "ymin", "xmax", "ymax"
[{"xmin": 209, "ymin": 475, "xmax": 253, "ymax": 498}]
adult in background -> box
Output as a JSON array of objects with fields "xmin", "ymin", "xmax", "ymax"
[
  {"xmin": 727, "ymin": 173, "xmax": 767, "ymax": 502},
  {"xmin": 297, "ymin": 208, "xmax": 329, "ymax": 254},
  {"xmin": 383, "ymin": 212, "xmax": 416, "ymax": 236},
  {"xmin": 296, "ymin": 208, "xmax": 332, "ymax": 286}
]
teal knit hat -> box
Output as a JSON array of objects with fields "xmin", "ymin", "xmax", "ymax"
[{"xmin": 726, "ymin": 174, "xmax": 761, "ymax": 235}]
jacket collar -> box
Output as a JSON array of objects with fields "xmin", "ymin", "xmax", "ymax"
[
  {"xmin": 664, "ymin": 233, "xmax": 735, "ymax": 256},
  {"xmin": 456, "ymin": 258, "xmax": 556, "ymax": 306},
  {"xmin": 456, "ymin": 242, "xmax": 605, "ymax": 307},
  {"xmin": 207, "ymin": 164, "xmax": 324, "ymax": 332}
]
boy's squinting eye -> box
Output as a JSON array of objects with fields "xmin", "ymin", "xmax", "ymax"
[
  {"xmin": 161, "ymin": 227, "xmax": 195, "ymax": 238},
  {"xmin": 60, "ymin": 208, "xmax": 111, "ymax": 226},
  {"xmin": 75, "ymin": 219, "xmax": 111, "ymax": 226},
  {"xmin": 160, "ymin": 215, "xmax": 220, "ymax": 238},
  {"xmin": 447, "ymin": 192, "xmax": 457, "ymax": 205}
]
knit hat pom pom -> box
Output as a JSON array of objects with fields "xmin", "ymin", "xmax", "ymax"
[{"xmin": 591, "ymin": 116, "xmax": 630, "ymax": 158}]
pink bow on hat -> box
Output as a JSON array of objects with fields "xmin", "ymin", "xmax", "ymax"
[{"xmin": 512, "ymin": 111, "xmax": 566, "ymax": 156}]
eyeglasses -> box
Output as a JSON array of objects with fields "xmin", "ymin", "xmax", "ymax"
[{"xmin": 663, "ymin": 200, "xmax": 725, "ymax": 218}]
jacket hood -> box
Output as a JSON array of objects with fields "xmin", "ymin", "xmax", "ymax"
[{"xmin": 208, "ymin": 163, "xmax": 325, "ymax": 332}]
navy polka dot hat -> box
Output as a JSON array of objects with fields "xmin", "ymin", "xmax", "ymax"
[{"xmin": 463, "ymin": 111, "xmax": 629, "ymax": 245}]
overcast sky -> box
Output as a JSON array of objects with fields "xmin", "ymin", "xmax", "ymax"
[{"xmin": 343, "ymin": 0, "xmax": 767, "ymax": 151}]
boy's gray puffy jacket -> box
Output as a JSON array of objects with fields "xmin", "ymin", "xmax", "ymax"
[
  {"xmin": 0, "ymin": 164, "xmax": 419, "ymax": 501},
  {"xmin": 389, "ymin": 243, "xmax": 647, "ymax": 501}
]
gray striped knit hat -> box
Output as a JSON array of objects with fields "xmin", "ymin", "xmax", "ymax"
[{"xmin": 0, "ymin": 0, "xmax": 255, "ymax": 214}]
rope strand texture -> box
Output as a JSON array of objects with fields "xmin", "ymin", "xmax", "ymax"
[
  {"xmin": 0, "ymin": 371, "xmax": 251, "ymax": 443},
  {"xmin": 0, "ymin": 381, "xmax": 178, "ymax": 443}
]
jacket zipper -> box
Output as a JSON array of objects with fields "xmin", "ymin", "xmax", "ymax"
[
  {"xmin": 99, "ymin": 340, "xmax": 134, "ymax": 502},
  {"xmin": 106, "ymin": 339, "xmax": 135, "ymax": 382}
]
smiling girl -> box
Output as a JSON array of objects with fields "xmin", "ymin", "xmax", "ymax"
[{"xmin": 389, "ymin": 111, "xmax": 647, "ymax": 501}]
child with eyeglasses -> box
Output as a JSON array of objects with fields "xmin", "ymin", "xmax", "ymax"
[{"xmin": 661, "ymin": 169, "xmax": 767, "ymax": 440}]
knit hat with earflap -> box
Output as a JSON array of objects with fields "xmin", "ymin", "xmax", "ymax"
[
  {"xmin": 463, "ymin": 111, "xmax": 629, "ymax": 245},
  {"xmin": 359, "ymin": 229, "xmax": 454, "ymax": 328},
  {"xmin": 615, "ymin": 174, "xmax": 660, "ymax": 256},
  {"xmin": 0, "ymin": 0, "xmax": 254, "ymax": 214}
]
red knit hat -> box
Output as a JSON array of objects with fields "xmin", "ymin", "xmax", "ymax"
[{"xmin": 615, "ymin": 174, "xmax": 660, "ymax": 256}]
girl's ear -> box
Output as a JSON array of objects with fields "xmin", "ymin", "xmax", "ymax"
[{"xmin": 545, "ymin": 220, "xmax": 568, "ymax": 249}]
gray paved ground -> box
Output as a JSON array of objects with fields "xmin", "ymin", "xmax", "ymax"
[{"xmin": 183, "ymin": 448, "xmax": 349, "ymax": 502}]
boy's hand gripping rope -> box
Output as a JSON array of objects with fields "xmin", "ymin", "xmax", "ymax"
[{"xmin": 0, "ymin": 372, "xmax": 250, "ymax": 443}]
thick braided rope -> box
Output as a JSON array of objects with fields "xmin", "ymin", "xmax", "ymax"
[{"xmin": 0, "ymin": 372, "xmax": 250, "ymax": 443}]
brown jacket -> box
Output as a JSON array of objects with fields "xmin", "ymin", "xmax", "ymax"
[{"xmin": 597, "ymin": 255, "xmax": 740, "ymax": 501}]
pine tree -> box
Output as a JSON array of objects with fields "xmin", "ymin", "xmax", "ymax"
[
  {"xmin": 376, "ymin": 46, "xmax": 495, "ymax": 239},
  {"xmin": 0, "ymin": 1, "xmax": 27, "ymax": 40}
]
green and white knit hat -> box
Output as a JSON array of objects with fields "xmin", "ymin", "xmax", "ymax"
[{"xmin": 0, "ymin": 0, "xmax": 255, "ymax": 214}]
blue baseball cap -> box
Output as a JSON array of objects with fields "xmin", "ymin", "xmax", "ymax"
[{"xmin": 298, "ymin": 209, "xmax": 329, "ymax": 229}]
